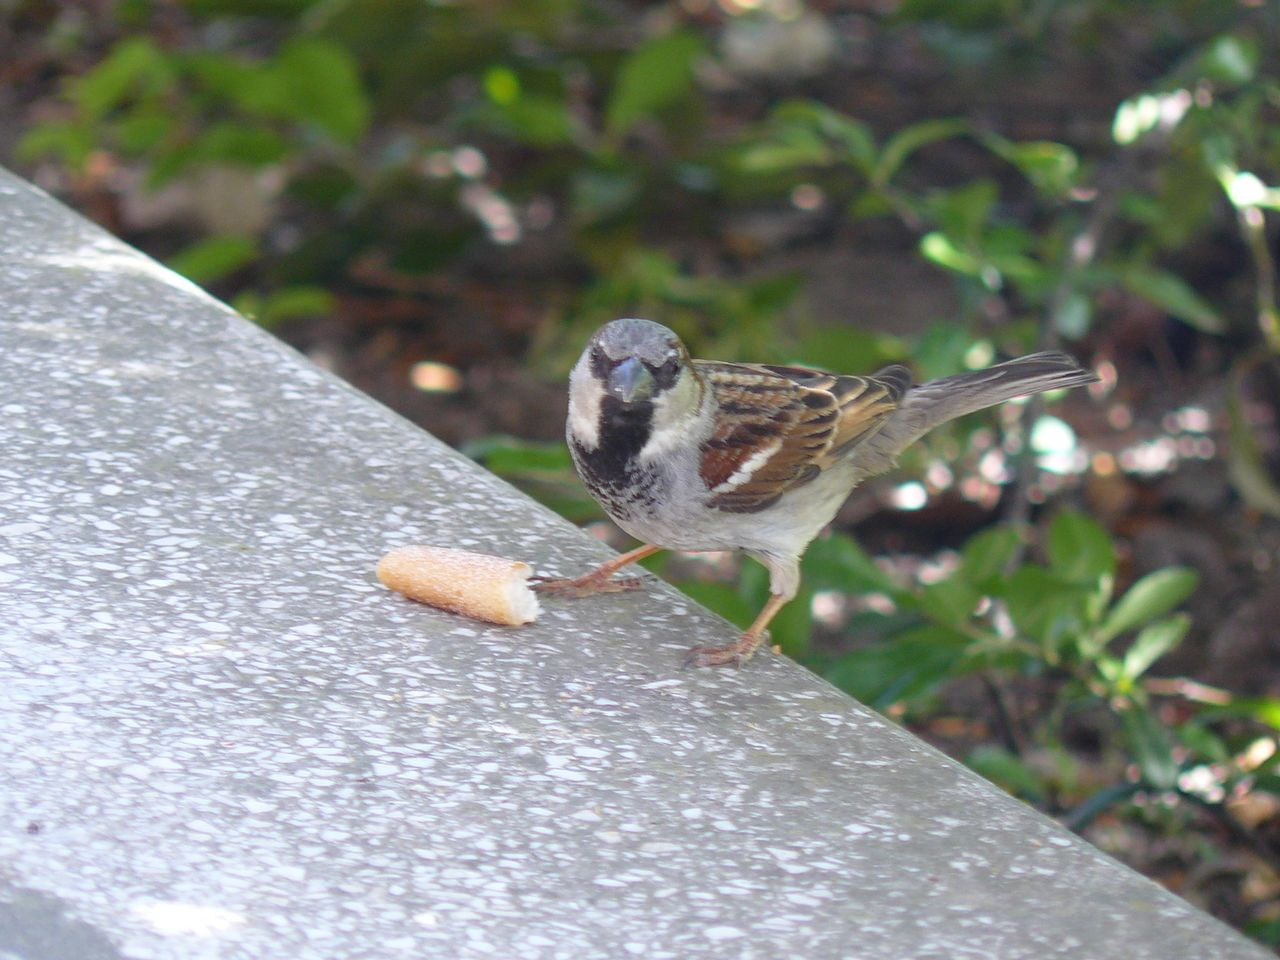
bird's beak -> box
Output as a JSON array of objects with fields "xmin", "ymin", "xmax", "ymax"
[{"xmin": 606, "ymin": 357, "xmax": 654, "ymax": 403}]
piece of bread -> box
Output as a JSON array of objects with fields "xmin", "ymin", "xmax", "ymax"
[{"xmin": 376, "ymin": 545, "xmax": 540, "ymax": 626}]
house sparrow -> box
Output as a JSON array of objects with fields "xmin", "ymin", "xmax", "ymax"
[{"xmin": 537, "ymin": 318, "xmax": 1098, "ymax": 667}]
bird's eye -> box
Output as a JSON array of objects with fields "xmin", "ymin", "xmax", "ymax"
[
  {"xmin": 588, "ymin": 345, "xmax": 611, "ymax": 380},
  {"xmin": 654, "ymin": 356, "xmax": 680, "ymax": 386}
]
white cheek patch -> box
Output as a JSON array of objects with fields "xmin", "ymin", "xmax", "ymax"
[
  {"xmin": 567, "ymin": 363, "xmax": 603, "ymax": 449},
  {"xmin": 637, "ymin": 370, "xmax": 702, "ymax": 462},
  {"xmin": 710, "ymin": 439, "xmax": 781, "ymax": 492}
]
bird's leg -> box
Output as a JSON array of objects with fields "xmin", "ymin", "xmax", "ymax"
[
  {"xmin": 531, "ymin": 544, "xmax": 662, "ymax": 598},
  {"xmin": 685, "ymin": 592, "xmax": 790, "ymax": 668}
]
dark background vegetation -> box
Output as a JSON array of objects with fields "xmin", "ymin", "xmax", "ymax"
[{"xmin": 5, "ymin": 0, "xmax": 1280, "ymax": 948}]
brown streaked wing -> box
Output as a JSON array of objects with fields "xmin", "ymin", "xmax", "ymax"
[
  {"xmin": 825, "ymin": 364, "xmax": 911, "ymax": 458},
  {"xmin": 695, "ymin": 360, "xmax": 908, "ymax": 514}
]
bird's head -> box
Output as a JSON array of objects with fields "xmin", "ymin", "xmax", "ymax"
[
  {"xmin": 590, "ymin": 318, "xmax": 688, "ymax": 404},
  {"xmin": 567, "ymin": 319, "xmax": 702, "ymax": 453}
]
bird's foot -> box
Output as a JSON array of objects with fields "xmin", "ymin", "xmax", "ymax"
[
  {"xmin": 531, "ymin": 544, "xmax": 660, "ymax": 599},
  {"xmin": 684, "ymin": 631, "xmax": 768, "ymax": 669},
  {"xmin": 530, "ymin": 573, "xmax": 644, "ymax": 599}
]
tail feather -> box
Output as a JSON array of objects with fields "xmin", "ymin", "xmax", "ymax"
[
  {"xmin": 910, "ymin": 351, "xmax": 1097, "ymax": 423},
  {"xmin": 870, "ymin": 351, "xmax": 1097, "ymax": 457}
]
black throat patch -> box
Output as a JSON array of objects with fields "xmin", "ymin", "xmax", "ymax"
[{"xmin": 571, "ymin": 396, "xmax": 654, "ymax": 490}]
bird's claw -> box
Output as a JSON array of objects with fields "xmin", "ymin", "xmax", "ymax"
[
  {"xmin": 530, "ymin": 575, "xmax": 644, "ymax": 599},
  {"xmin": 683, "ymin": 645, "xmax": 744, "ymax": 669},
  {"xmin": 683, "ymin": 632, "xmax": 767, "ymax": 669}
]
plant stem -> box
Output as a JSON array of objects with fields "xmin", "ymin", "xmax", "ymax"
[
  {"xmin": 1236, "ymin": 204, "xmax": 1280, "ymax": 352},
  {"xmin": 1062, "ymin": 780, "xmax": 1143, "ymax": 832},
  {"xmin": 981, "ymin": 672, "xmax": 1029, "ymax": 757}
]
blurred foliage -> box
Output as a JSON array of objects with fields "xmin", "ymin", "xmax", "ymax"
[
  {"xmin": 18, "ymin": 0, "xmax": 1279, "ymax": 357},
  {"xmin": 10, "ymin": 0, "xmax": 1280, "ymax": 945}
]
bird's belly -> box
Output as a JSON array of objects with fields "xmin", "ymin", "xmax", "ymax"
[
  {"xmin": 608, "ymin": 461, "xmax": 857, "ymax": 558},
  {"xmin": 610, "ymin": 505, "xmax": 736, "ymax": 552},
  {"xmin": 587, "ymin": 465, "xmax": 728, "ymax": 551}
]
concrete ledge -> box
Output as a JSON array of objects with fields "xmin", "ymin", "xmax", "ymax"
[{"xmin": 0, "ymin": 165, "xmax": 1268, "ymax": 959}]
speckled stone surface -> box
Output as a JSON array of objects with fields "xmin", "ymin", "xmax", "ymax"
[{"xmin": 0, "ymin": 165, "xmax": 1268, "ymax": 960}]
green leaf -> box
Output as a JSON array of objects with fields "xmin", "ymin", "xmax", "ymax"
[
  {"xmin": 1000, "ymin": 565, "xmax": 1089, "ymax": 652},
  {"xmin": 988, "ymin": 137, "xmax": 1079, "ymax": 196},
  {"xmin": 464, "ymin": 437, "xmax": 575, "ymax": 475},
  {"xmin": 743, "ymin": 273, "xmax": 802, "ymax": 317},
  {"xmin": 735, "ymin": 103, "xmax": 834, "ymax": 173},
  {"xmin": 113, "ymin": 110, "xmax": 172, "ymax": 152},
  {"xmin": 187, "ymin": 122, "xmax": 291, "ymax": 168},
  {"xmin": 15, "ymin": 121, "xmax": 96, "ymax": 168},
  {"xmin": 272, "ymin": 38, "xmax": 370, "ymax": 142},
  {"xmin": 1205, "ymin": 697, "xmax": 1280, "ymax": 731},
  {"xmin": 917, "ymin": 576, "xmax": 979, "ymax": 629},
  {"xmin": 802, "ymin": 534, "xmax": 903, "ymax": 598},
  {"xmin": 482, "ymin": 95, "xmax": 576, "ymax": 146},
  {"xmin": 811, "ymin": 106, "xmax": 876, "ymax": 172},
  {"xmin": 672, "ymin": 579, "xmax": 756, "ymax": 631},
  {"xmin": 1095, "ymin": 653, "xmax": 1125, "ymax": 687},
  {"xmin": 772, "ymin": 100, "xmax": 876, "ymax": 172},
  {"xmin": 1120, "ymin": 267, "xmax": 1225, "ymax": 334},
  {"xmin": 167, "ymin": 234, "xmax": 258, "ymax": 284},
  {"xmin": 1099, "ymin": 567, "xmax": 1198, "ymax": 642},
  {"xmin": 734, "ymin": 137, "xmax": 831, "ymax": 174},
  {"xmin": 1122, "ymin": 615, "xmax": 1189, "ymax": 680},
  {"xmin": 117, "ymin": 110, "xmax": 175, "ymax": 158},
  {"xmin": 873, "ymin": 117, "xmax": 968, "ymax": 186},
  {"xmin": 605, "ymin": 30, "xmax": 703, "ymax": 137},
  {"xmin": 236, "ymin": 286, "xmax": 333, "ymax": 327},
  {"xmin": 985, "ymin": 250, "xmax": 1044, "ymax": 285},
  {"xmin": 825, "ymin": 624, "xmax": 969, "ymax": 708},
  {"xmin": 925, "ymin": 179, "xmax": 998, "ymax": 241},
  {"xmin": 1197, "ymin": 34, "xmax": 1259, "ymax": 88},
  {"xmin": 912, "ymin": 321, "xmax": 976, "ymax": 381},
  {"xmin": 960, "ymin": 526, "xmax": 1021, "ymax": 588},
  {"xmin": 266, "ymin": 286, "xmax": 334, "ymax": 322},
  {"xmin": 795, "ymin": 327, "xmax": 909, "ymax": 374},
  {"xmin": 920, "ymin": 232, "xmax": 985, "ymax": 278},
  {"xmin": 184, "ymin": 50, "xmax": 275, "ymax": 113},
  {"xmin": 849, "ymin": 190, "xmax": 895, "ymax": 219},
  {"xmin": 1118, "ymin": 706, "xmax": 1179, "ymax": 790},
  {"xmin": 483, "ymin": 65, "xmax": 521, "ymax": 105},
  {"xmin": 1048, "ymin": 511, "xmax": 1116, "ymax": 585},
  {"xmin": 966, "ymin": 745, "xmax": 1045, "ymax": 801},
  {"xmin": 71, "ymin": 37, "xmax": 171, "ymax": 120}
]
